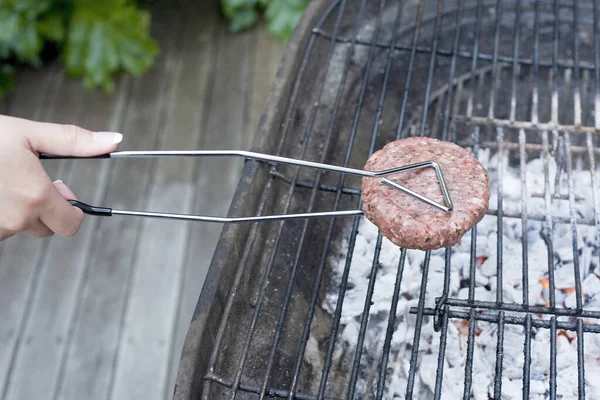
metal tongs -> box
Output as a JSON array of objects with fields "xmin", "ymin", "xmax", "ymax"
[{"xmin": 39, "ymin": 150, "xmax": 453, "ymax": 222}]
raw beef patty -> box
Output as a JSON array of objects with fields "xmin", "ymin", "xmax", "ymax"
[{"xmin": 361, "ymin": 137, "xmax": 490, "ymax": 250}]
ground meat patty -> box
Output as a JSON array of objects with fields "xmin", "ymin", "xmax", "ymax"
[{"xmin": 361, "ymin": 136, "xmax": 490, "ymax": 250}]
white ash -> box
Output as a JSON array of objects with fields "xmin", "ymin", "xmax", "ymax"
[{"xmin": 324, "ymin": 148, "xmax": 600, "ymax": 399}]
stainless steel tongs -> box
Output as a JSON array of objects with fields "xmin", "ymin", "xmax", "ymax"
[{"xmin": 39, "ymin": 150, "xmax": 453, "ymax": 222}]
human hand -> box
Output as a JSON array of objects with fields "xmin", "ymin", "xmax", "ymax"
[{"xmin": 0, "ymin": 114, "xmax": 122, "ymax": 241}]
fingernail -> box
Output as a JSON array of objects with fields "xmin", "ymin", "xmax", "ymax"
[
  {"xmin": 93, "ymin": 132, "xmax": 123, "ymax": 144},
  {"xmin": 53, "ymin": 180, "xmax": 77, "ymax": 200}
]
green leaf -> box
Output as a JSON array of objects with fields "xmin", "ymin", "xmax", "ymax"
[
  {"xmin": 64, "ymin": 1, "xmax": 159, "ymax": 92},
  {"xmin": 220, "ymin": 0, "xmax": 257, "ymax": 18},
  {"xmin": 13, "ymin": 23, "xmax": 43, "ymax": 63},
  {"xmin": 0, "ymin": 10, "xmax": 21, "ymax": 42},
  {"xmin": 228, "ymin": 8, "xmax": 259, "ymax": 32},
  {"xmin": 36, "ymin": 12, "xmax": 66, "ymax": 42},
  {"xmin": 219, "ymin": 0, "xmax": 309, "ymax": 39},
  {"xmin": 265, "ymin": 0, "xmax": 308, "ymax": 40}
]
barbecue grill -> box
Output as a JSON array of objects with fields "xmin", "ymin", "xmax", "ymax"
[{"xmin": 173, "ymin": 0, "xmax": 600, "ymax": 398}]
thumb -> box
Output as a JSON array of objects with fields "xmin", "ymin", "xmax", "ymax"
[{"xmin": 8, "ymin": 115, "xmax": 123, "ymax": 156}]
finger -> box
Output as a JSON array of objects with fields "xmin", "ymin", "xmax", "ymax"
[
  {"xmin": 39, "ymin": 183, "xmax": 84, "ymax": 237},
  {"xmin": 53, "ymin": 180, "xmax": 77, "ymax": 200},
  {"xmin": 22, "ymin": 219, "xmax": 54, "ymax": 238},
  {"xmin": 2, "ymin": 115, "xmax": 122, "ymax": 157}
]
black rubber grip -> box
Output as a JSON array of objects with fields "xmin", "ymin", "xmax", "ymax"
[
  {"xmin": 39, "ymin": 153, "xmax": 111, "ymax": 159},
  {"xmin": 68, "ymin": 200, "xmax": 112, "ymax": 216}
]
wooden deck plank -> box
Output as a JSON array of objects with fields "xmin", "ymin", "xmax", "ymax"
[
  {"xmin": 109, "ymin": 3, "xmax": 218, "ymax": 400},
  {"xmin": 0, "ymin": 65, "xmax": 75, "ymax": 399},
  {"xmin": 247, "ymin": 26, "xmax": 286, "ymax": 146},
  {"xmin": 3, "ymin": 75, "xmax": 132, "ymax": 400},
  {"xmin": 52, "ymin": 5, "xmax": 184, "ymax": 400}
]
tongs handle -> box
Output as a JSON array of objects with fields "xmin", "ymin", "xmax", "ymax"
[
  {"xmin": 68, "ymin": 200, "xmax": 112, "ymax": 216},
  {"xmin": 40, "ymin": 154, "xmax": 111, "ymax": 159}
]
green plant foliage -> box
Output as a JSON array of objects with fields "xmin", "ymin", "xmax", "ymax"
[
  {"xmin": 220, "ymin": 0, "xmax": 309, "ymax": 39},
  {"xmin": 0, "ymin": 0, "xmax": 158, "ymax": 98}
]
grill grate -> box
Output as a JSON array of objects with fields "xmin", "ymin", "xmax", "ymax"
[{"xmin": 198, "ymin": 0, "xmax": 600, "ymax": 398}]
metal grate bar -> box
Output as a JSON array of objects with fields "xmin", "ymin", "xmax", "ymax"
[
  {"xmin": 493, "ymin": 311, "xmax": 505, "ymax": 398},
  {"xmin": 552, "ymin": 0, "xmax": 560, "ymax": 125},
  {"xmin": 586, "ymin": 132, "xmax": 600, "ymax": 276},
  {"xmin": 417, "ymin": 307, "xmax": 600, "ymax": 333},
  {"xmin": 419, "ymin": 0, "xmax": 445, "ymax": 138},
  {"xmin": 449, "ymin": 115, "xmax": 600, "ymax": 135},
  {"xmin": 347, "ymin": 233, "xmax": 383, "ymax": 399},
  {"xmin": 407, "ymin": 251, "xmax": 433, "ymax": 398},
  {"xmin": 564, "ymin": 132, "xmax": 584, "ymax": 312},
  {"xmin": 532, "ymin": 0, "xmax": 541, "ymax": 124},
  {"xmin": 491, "ymin": 7, "xmax": 506, "ymax": 393},
  {"xmin": 314, "ymin": 0, "xmax": 407, "ymax": 397},
  {"xmin": 395, "ymin": 1, "xmax": 426, "ymax": 139},
  {"xmin": 433, "ymin": 247, "xmax": 453, "ymax": 393},
  {"xmin": 550, "ymin": 316, "xmax": 557, "ymax": 398},
  {"xmin": 509, "ymin": 0, "xmax": 521, "ymax": 121},
  {"xmin": 496, "ymin": 126, "xmax": 504, "ymax": 306},
  {"xmin": 574, "ymin": 0, "xmax": 583, "ymax": 126},
  {"xmin": 463, "ymin": 307, "xmax": 477, "ymax": 400},
  {"xmin": 433, "ymin": 304, "xmax": 450, "ymax": 399},
  {"xmin": 577, "ymin": 319, "xmax": 586, "ymax": 398},
  {"xmin": 569, "ymin": 2, "xmax": 585, "ymax": 315},
  {"xmin": 519, "ymin": 129, "xmax": 530, "ymax": 306},
  {"xmin": 269, "ymin": 171, "xmax": 361, "ymax": 196},
  {"xmin": 375, "ymin": 249, "xmax": 407, "ymax": 398},
  {"xmin": 523, "ymin": 313, "xmax": 533, "ymax": 399},
  {"xmin": 542, "ymin": 130, "xmax": 557, "ymax": 309},
  {"xmin": 441, "ymin": 297, "xmax": 600, "ymax": 319},
  {"xmin": 440, "ymin": 1, "xmax": 464, "ymax": 141},
  {"xmin": 487, "ymin": 0, "xmax": 501, "ymax": 120},
  {"xmin": 455, "ymin": 139, "xmax": 600, "ymax": 154}
]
